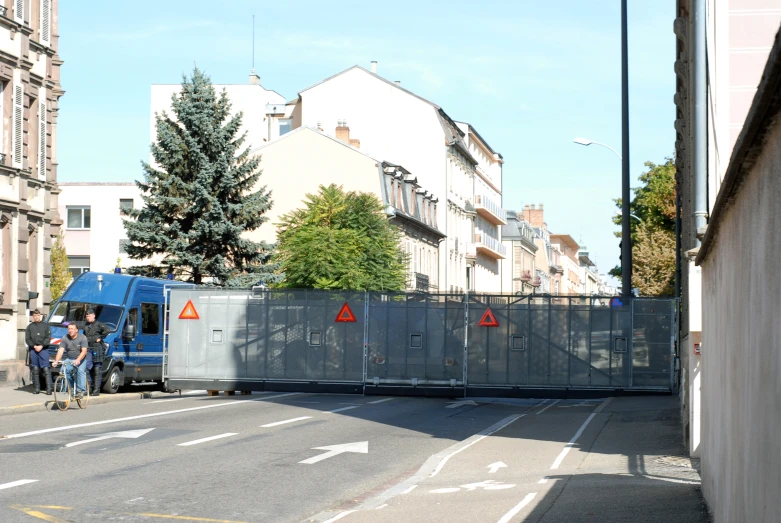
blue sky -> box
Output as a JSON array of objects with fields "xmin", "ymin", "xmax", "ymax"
[{"xmin": 58, "ymin": 0, "xmax": 675, "ymax": 281}]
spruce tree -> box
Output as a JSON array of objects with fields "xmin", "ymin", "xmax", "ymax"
[
  {"xmin": 50, "ymin": 232, "xmax": 70, "ymax": 301},
  {"xmin": 124, "ymin": 68, "xmax": 278, "ymax": 286}
]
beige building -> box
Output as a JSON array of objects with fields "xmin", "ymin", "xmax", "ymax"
[
  {"xmin": 0, "ymin": 0, "xmax": 63, "ymax": 384},
  {"xmin": 521, "ymin": 204, "xmax": 563, "ymax": 295},
  {"xmin": 501, "ymin": 211, "xmax": 538, "ymax": 294},
  {"xmin": 675, "ymin": 0, "xmax": 781, "ymax": 520},
  {"xmin": 550, "ymin": 234, "xmax": 583, "ymax": 295}
]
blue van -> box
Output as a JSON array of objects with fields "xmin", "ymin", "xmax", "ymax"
[{"xmin": 46, "ymin": 272, "xmax": 192, "ymax": 393}]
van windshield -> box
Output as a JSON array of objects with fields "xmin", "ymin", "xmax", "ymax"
[{"xmin": 48, "ymin": 302, "xmax": 123, "ymax": 331}]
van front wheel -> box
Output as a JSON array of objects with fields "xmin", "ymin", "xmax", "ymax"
[{"xmin": 103, "ymin": 366, "xmax": 122, "ymax": 394}]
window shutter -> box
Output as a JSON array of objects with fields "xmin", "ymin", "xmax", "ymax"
[
  {"xmin": 12, "ymin": 80, "xmax": 23, "ymax": 169},
  {"xmin": 39, "ymin": 98, "xmax": 46, "ymax": 179},
  {"xmin": 14, "ymin": 0, "xmax": 23, "ymax": 24},
  {"xmin": 40, "ymin": 0, "xmax": 51, "ymax": 46}
]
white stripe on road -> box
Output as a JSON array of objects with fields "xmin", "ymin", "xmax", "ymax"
[
  {"xmin": 327, "ymin": 406, "xmax": 360, "ymax": 413},
  {"xmin": 177, "ymin": 433, "xmax": 238, "ymax": 447},
  {"xmin": 1, "ymin": 392, "xmax": 301, "ymax": 440},
  {"xmin": 322, "ymin": 510, "xmax": 356, "ymax": 523},
  {"xmin": 0, "ymin": 479, "xmax": 38, "ymax": 491},
  {"xmin": 261, "ymin": 416, "xmax": 312, "ymax": 428},
  {"xmin": 430, "ymin": 414, "xmax": 525, "ymax": 477},
  {"xmin": 146, "ymin": 398, "xmax": 188, "ymax": 404},
  {"xmin": 496, "ymin": 493, "xmax": 537, "ymax": 523},
  {"xmin": 183, "ymin": 390, "xmax": 207, "ymax": 395},
  {"xmin": 367, "ymin": 398, "xmax": 394, "ymax": 404},
  {"xmin": 550, "ymin": 397, "xmax": 611, "ymax": 470},
  {"xmin": 400, "ymin": 485, "xmax": 417, "ymax": 495},
  {"xmin": 537, "ymin": 399, "xmax": 560, "ymax": 414},
  {"xmin": 537, "ymin": 477, "xmax": 550, "ymax": 484}
]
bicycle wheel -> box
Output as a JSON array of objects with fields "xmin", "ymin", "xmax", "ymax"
[
  {"xmin": 77, "ymin": 380, "xmax": 90, "ymax": 409},
  {"xmin": 53, "ymin": 375, "xmax": 70, "ymax": 411}
]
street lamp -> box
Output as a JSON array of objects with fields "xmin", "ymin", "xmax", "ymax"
[{"xmin": 573, "ymin": 138, "xmax": 622, "ymax": 160}]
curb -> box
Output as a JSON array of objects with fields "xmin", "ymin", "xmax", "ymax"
[{"xmin": 0, "ymin": 390, "xmax": 172, "ymax": 417}]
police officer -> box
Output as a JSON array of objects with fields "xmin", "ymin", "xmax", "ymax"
[
  {"xmin": 84, "ymin": 308, "xmax": 110, "ymax": 396},
  {"xmin": 24, "ymin": 309, "xmax": 52, "ymax": 394}
]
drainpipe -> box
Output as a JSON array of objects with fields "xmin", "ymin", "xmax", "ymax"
[{"xmin": 693, "ymin": 0, "xmax": 708, "ymax": 243}]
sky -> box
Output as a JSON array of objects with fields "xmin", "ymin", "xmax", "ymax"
[{"xmin": 57, "ymin": 0, "xmax": 676, "ymax": 283}]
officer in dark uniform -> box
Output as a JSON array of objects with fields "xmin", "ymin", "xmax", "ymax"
[
  {"xmin": 25, "ymin": 309, "xmax": 52, "ymax": 394},
  {"xmin": 84, "ymin": 308, "xmax": 110, "ymax": 396}
]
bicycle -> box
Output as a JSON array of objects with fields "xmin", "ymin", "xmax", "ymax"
[{"xmin": 53, "ymin": 362, "xmax": 90, "ymax": 410}]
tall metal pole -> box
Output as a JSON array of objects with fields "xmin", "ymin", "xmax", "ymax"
[{"xmin": 621, "ymin": 0, "xmax": 632, "ymax": 297}]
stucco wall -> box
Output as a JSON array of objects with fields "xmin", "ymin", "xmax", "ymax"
[{"xmin": 700, "ymin": 117, "xmax": 781, "ymax": 523}]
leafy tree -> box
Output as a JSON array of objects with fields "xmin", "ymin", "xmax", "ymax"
[
  {"xmin": 609, "ymin": 158, "xmax": 676, "ymax": 295},
  {"xmin": 274, "ymin": 184, "xmax": 407, "ymax": 291},
  {"xmin": 124, "ymin": 68, "xmax": 278, "ymax": 286},
  {"xmin": 49, "ymin": 232, "xmax": 70, "ymax": 301}
]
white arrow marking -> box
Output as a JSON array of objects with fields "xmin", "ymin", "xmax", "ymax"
[
  {"xmin": 65, "ymin": 428, "xmax": 155, "ymax": 448},
  {"xmin": 446, "ymin": 400, "xmax": 477, "ymax": 409},
  {"xmin": 487, "ymin": 461, "xmax": 508, "ymax": 473},
  {"xmin": 299, "ymin": 441, "xmax": 368, "ymax": 465}
]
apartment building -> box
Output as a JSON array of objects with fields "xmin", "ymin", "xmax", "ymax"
[
  {"xmin": 501, "ymin": 210, "xmax": 539, "ymax": 294},
  {"xmin": 0, "ymin": 0, "xmax": 63, "ymax": 382},
  {"xmin": 286, "ymin": 64, "xmax": 506, "ymax": 293},
  {"xmin": 674, "ymin": 1, "xmax": 781, "ymax": 519},
  {"xmin": 550, "ymin": 234, "xmax": 583, "ymax": 295},
  {"xmin": 577, "ymin": 245, "xmax": 600, "ymax": 295},
  {"xmin": 521, "ymin": 204, "xmax": 563, "ymax": 295}
]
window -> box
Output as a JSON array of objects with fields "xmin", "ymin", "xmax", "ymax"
[
  {"xmin": 13, "ymin": 0, "xmax": 23, "ymax": 24},
  {"xmin": 279, "ymin": 119, "xmax": 292, "ymax": 136},
  {"xmin": 126, "ymin": 308, "xmax": 138, "ymax": 333},
  {"xmin": 120, "ymin": 199, "xmax": 133, "ymax": 212},
  {"xmin": 67, "ymin": 256, "xmax": 90, "ymax": 278},
  {"xmin": 40, "ymin": 0, "xmax": 51, "ymax": 47},
  {"xmin": 141, "ymin": 303, "xmax": 160, "ymax": 335},
  {"xmin": 67, "ymin": 206, "xmax": 91, "ymax": 229}
]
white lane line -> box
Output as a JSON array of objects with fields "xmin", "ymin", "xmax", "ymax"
[
  {"xmin": 400, "ymin": 485, "xmax": 417, "ymax": 495},
  {"xmin": 496, "ymin": 492, "xmax": 537, "ymax": 523},
  {"xmin": 261, "ymin": 416, "xmax": 312, "ymax": 428},
  {"xmin": 322, "ymin": 510, "xmax": 355, "ymax": 523},
  {"xmin": 537, "ymin": 477, "xmax": 549, "ymax": 484},
  {"xmin": 375, "ymin": 504, "xmax": 388, "ymax": 510},
  {"xmin": 1, "ymin": 392, "xmax": 302, "ymax": 440},
  {"xmin": 430, "ymin": 414, "xmax": 525, "ymax": 477},
  {"xmin": 177, "ymin": 433, "xmax": 238, "ymax": 447},
  {"xmin": 537, "ymin": 399, "xmax": 560, "ymax": 414},
  {"xmin": 0, "ymin": 479, "xmax": 38, "ymax": 491},
  {"xmin": 327, "ymin": 406, "xmax": 360, "ymax": 413},
  {"xmin": 593, "ymin": 396, "xmax": 614, "ymax": 413},
  {"xmin": 550, "ymin": 413, "xmax": 596, "ymax": 469},
  {"xmin": 367, "ymin": 398, "xmax": 394, "ymax": 404},
  {"xmin": 147, "ymin": 398, "xmax": 188, "ymax": 404},
  {"xmin": 183, "ymin": 390, "xmax": 207, "ymax": 395}
]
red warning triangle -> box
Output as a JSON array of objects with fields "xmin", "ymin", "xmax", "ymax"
[
  {"xmin": 478, "ymin": 307, "xmax": 499, "ymax": 327},
  {"xmin": 178, "ymin": 299, "xmax": 200, "ymax": 320},
  {"xmin": 335, "ymin": 302, "xmax": 357, "ymax": 323}
]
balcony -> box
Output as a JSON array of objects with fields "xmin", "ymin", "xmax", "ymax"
[
  {"xmin": 474, "ymin": 194, "xmax": 507, "ymax": 225},
  {"xmin": 413, "ymin": 272, "xmax": 435, "ymax": 292},
  {"xmin": 474, "ymin": 233, "xmax": 507, "ymax": 259}
]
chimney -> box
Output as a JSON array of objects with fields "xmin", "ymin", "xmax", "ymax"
[
  {"xmin": 522, "ymin": 203, "xmax": 545, "ymax": 228},
  {"xmin": 371, "ymin": 61, "xmax": 377, "ymax": 74},
  {"xmin": 249, "ymin": 69, "xmax": 260, "ymax": 85},
  {"xmin": 335, "ymin": 120, "xmax": 361, "ymax": 148},
  {"xmin": 316, "ymin": 121, "xmax": 323, "ymax": 131},
  {"xmin": 395, "ymin": 80, "xmax": 401, "ymax": 85}
]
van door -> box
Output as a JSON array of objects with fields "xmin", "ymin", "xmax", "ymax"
[
  {"xmin": 137, "ymin": 301, "xmax": 163, "ymax": 381},
  {"xmin": 117, "ymin": 307, "xmax": 139, "ymax": 382}
]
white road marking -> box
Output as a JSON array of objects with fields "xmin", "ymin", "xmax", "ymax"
[
  {"xmin": 177, "ymin": 433, "xmax": 238, "ymax": 447},
  {"xmin": 430, "ymin": 487, "xmax": 461, "ymax": 494},
  {"xmin": 327, "ymin": 406, "xmax": 360, "ymax": 413},
  {"xmin": 487, "ymin": 461, "xmax": 508, "ymax": 473},
  {"xmin": 497, "ymin": 492, "xmax": 537, "ymax": 523},
  {"xmin": 147, "ymin": 398, "xmax": 188, "ymax": 404},
  {"xmin": 299, "ymin": 441, "xmax": 368, "ymax": 465},
  {"xmin": 445, "ymin": 400, "xmax": 478, "ymax": 409},
  {"xmin": 65, "ymin": 428, "xmax": 155, "ymax": 448},
  {"xmin": 551, "ymin": 413, "xmax": 596, "ymax": 469},
  {"xmin": 375, "ymin": 504, "xmax": 388, "ymax": 510},
  {"xmin": 430, "ymin": 414, "xmax": 525, "ymax": 477},
  {"xmin": 0, "ymin": 479, "xmax": 38, "ymax": 491},
  {"xmin": 400, "ymin": 485, "xmax": 417, "ymax": 495},
  {"xmin": 1, "ymin": 392, "xmax": 301, "ymax": 440},
  {"xmin": 261, "ymin": 416, "xmax": 312, "ymax": 428},
  {"xmin": 537, "ymin": 399, "xmax": 560, "ymax": 414},
  {"xmin": 367, "ymin": 398, "xmax": 394, "ymax": 404},
  {"xmin": 322, "ymin": 511, "xmax": 355, "ymax": 523},
  {"xmin": 538, "ymin": 477, "xmax": 550, "ymax": 484},
  {"xmin": 183, "ymin": 390, "xmax": 207, "ymax": 395}
]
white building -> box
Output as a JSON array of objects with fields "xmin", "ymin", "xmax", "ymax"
[{"xmin": 286, "ymin": 64, "xmax": 506, "ymax": 293}]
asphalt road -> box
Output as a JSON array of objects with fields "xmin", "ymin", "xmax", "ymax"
[{"xmin": 0, "ymin": 392, "xmax": 708, "ymax": 523}]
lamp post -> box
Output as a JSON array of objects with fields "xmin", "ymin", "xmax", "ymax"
[{"xmin": 573, "ymin": 138, "xmax": 622, "ymax": 160}]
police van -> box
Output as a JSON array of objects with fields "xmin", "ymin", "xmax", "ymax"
[{"xmin": 47, "ymin": 272, "xmax": 192, "ymax": 393}]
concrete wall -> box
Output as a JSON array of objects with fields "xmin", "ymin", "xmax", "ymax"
[{"xmin": 700, "ymin": 115, "xmax": 781, "ymax": 523}]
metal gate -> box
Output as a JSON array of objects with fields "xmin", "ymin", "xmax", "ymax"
[{"xmin": 165, "ymin": 289, "xmax": 677, "ymax": 395}]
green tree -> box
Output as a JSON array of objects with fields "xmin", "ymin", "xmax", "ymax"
[
  {"xmin": 50, "ymin": 232, "xmax": 70, "ymax": 301},
  {"xmin": 274, "ymin": 184, "xmax": 407, "ymax": 291},
  {"xmin": 610, "ymin": 158, "xmax": 676, "ymax": 295},
  {"xmin": 124, "ymin": 68, "xmax": 278, "ymax": 286}
]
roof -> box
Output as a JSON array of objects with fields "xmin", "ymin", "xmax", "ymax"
[
  {"xmin": 296, "ymin": 65, "xmax": 479, "ymax": 166},
  {"xmin": 248, "ymin": 125, "xmax": 382, "ymax": 163},
  {"xmin": 455, "ymin": 121, "xmax": 503, "ymax": 160},
  {"xmin": 550, "ymin": 234, "xmax": 580, "ymax": 253},
  {"xmin": 697, "ymin": 27, "xmax": 781, "ymax": 265}
]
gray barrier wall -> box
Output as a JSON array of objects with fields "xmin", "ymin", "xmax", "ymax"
[{"xmin": 166, "ymin": 289, "xmax": 676, "ymax": 393}]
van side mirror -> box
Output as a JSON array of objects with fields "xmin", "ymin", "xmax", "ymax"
[{"xmin": 122, "ymin": 324, "xmax": 136, "ymax": 340}]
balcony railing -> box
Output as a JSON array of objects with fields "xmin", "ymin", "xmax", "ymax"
[
  {"xmin": 474, "ymin": 233, "xmax": 507, "ymax": 259},
  {"xmin": 414, "ymin": 272, "xmax": 431, "ymax": 292},
  {"xmin": 520, "ymin": 270, "xmax": 532, "ymax": 282},
  {"xmin": 474, "ymin": 194, "xmax": 507, "ymax": 225}
]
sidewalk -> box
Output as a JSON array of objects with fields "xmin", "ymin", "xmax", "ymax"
[{"xmin": 0, "ymin": 383, "xmax": 172, "ymax": 416}]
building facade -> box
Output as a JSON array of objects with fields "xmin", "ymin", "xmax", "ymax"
[
  {"xmin": 675, "ymin": 0, "xmax": 781, "ymax": 519},
  {"xmin": 521, "ymin": 204, "xmax": 563, "ymax": 295},
  {"xmin": 0, "ymin": 0, "xmax": 63, "ymax": 382},
  {"xmin": 501, "ymin": 210, "xmax": 539, "ymax": 294}
]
